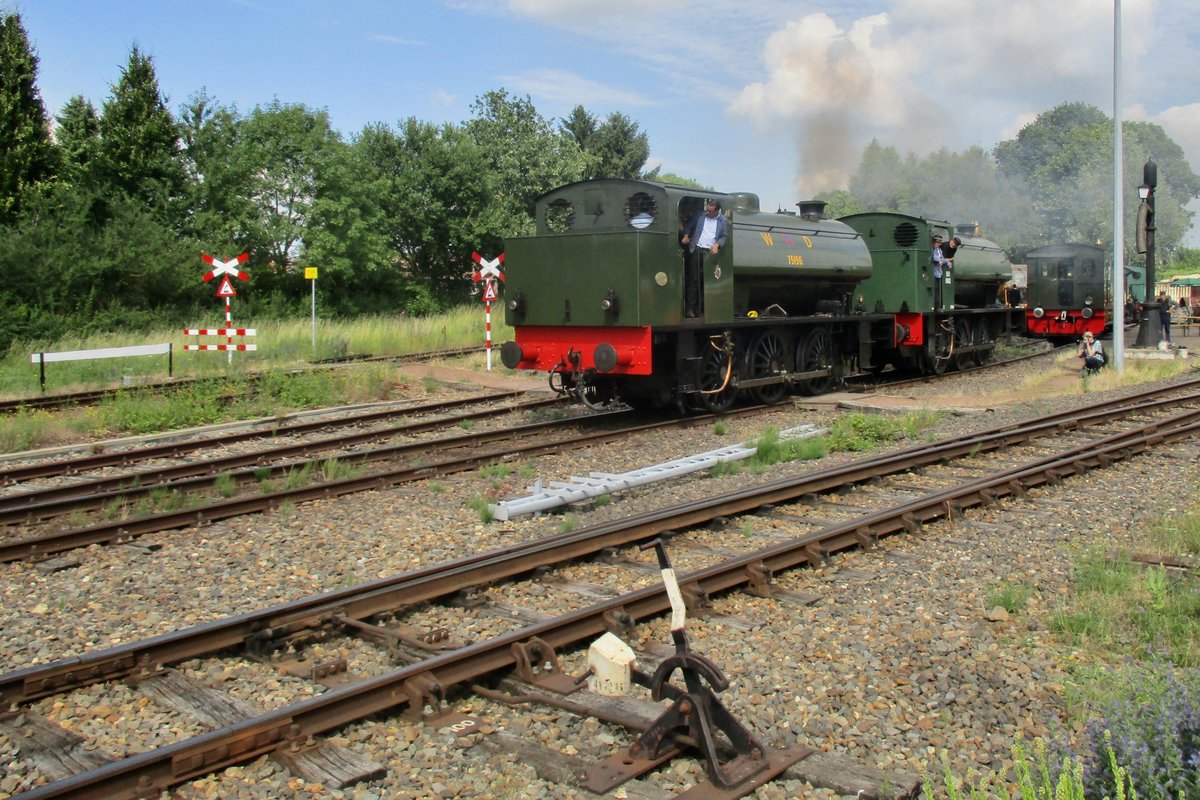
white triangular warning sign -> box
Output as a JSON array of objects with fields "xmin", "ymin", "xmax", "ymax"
[
  {"xmin": 217, "ymin": 277, "xmax": 236, "ymax": 297},
  {"xmin": 483, "ymin": 282, "xmax": 498, "ymax": 301}
]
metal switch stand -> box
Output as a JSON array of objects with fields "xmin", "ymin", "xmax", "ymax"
[{"xmin": 584, "ymin": 539, "xmax": 810, "ymax": 797}]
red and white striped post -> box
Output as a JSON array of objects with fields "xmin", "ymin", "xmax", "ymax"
[
  {"xmin": 471, "ymin": 252, "xmax": 505, "ymax": 371},
  {"xmin": 193, "ymin": 253, "xmax": 251, "ymax": 363},
  {"xmin": 223, "ymin": 295, "xmax": 233, "ymax": 363}
]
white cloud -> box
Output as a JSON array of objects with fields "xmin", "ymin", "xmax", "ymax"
[
  {"xmin": 498, "ymin": 68, "xmax": 654, "ymax": 111},
  {"xmin": 365, "ymin": 33, "xmax": 428, "ymax": 47},
  {"xmin": 728, "ymin": 12, "xmax": 929, "ymax": 192},
  {"xmin": 430, "ymin": 89, "xmax": 456, "ymax": 108},
  {"xmin": 508, "ymin": 0, "xmax": 690, "ymax": 26},
  {"xmin": 1129, "ymin": 102, "xmax": 1200, "ymax": 178},
  {"xmin": 724, "ymin": 0, "xmax": 1163, "ymax": 194}
]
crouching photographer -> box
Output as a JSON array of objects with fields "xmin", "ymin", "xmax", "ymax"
[{"xmin": 1078, "ymin": 331, "xmax": 1106, "ymax": 376}]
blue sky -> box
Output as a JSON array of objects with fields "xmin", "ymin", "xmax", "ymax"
[{"xmin": 11, "ymin": 0, "xmax": 1200, "ymax": 234}]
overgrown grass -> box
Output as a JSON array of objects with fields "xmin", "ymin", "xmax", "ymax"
[
  {"xmin": 827, "ymin": 410, "xmax": 942, "ymax": 451},
  {"xmin": 1059, "ymin": 350, "xmax": 1193, "ymax": 394},
  {"xmin": 710, "ymin": 412, "xmax": 942, "ymax": 478},
  {"xmin": 935, "ymin": 507, "xmax": 1200, "ymax": 798},
  {"xmin": 0, "ymin": 307, "xmax": 513, "ymax": 452},
  {"xmin": 923, "ymin": 735, "xmax": 1135, "ymax": 800},
  {"xmin": 1051, "ymin": 515, "xmax": 1200, "ymax": 667},
  {"xmin": 986, "ymin": 581, "xmax": 1034, "ymax": 614},
  {"xmin": 0, "ymin": 306, "xmax": 513, "ymax": 397},
  {"xmin": 466, "ymin": 496, "xmax": 494, "ymax": 524},
  {"xmin": 213, "ymin": 473, "xmax": 238, "ymax": 498},
  {"xmin": 480, "ymin": 461, "xmax": 512, "ymax": 480},
  {"xmin": 0, "ymin": 363, "xmax": 400, "ymax": 453}
]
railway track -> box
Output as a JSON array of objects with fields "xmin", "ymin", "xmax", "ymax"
[
  {"xmin": 0, "ymin": 400, "xmax": 789, "ymax": 563},
  {"xmin": 0, "ymin": 346, "xmax": 479, "ymax": 415},
  {"xmin": 8, "ymin": 345, "xmax": 1070, "ymax": 565},
  {"xmin": 3, "ymin": 378, "xmax": 1198, "ymax": 798}
]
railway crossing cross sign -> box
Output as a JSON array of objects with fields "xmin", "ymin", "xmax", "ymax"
[
  {"xmin": 195, "ymin": 252, "xmax": 252, "ymax": 364},
  {"xmin": 201, "ymin": 252, "xmax": 250, "ymax": 296},
  {"xmin": 470, "ymin": 251, "xmax": 505, "ymax": 371}
]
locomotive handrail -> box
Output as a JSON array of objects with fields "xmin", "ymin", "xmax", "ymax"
[{"xmin": 735, "ymin": 222, "xmax": 861, "ymax": 239}]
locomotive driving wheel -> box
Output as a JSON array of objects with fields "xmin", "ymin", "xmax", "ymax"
[
  {"xmin": 928, "ymin": 318, "xmax": 953, "ymax": 375},
  {"xmin": 693, "ymin": 337, "xmax": 737, "ymax": 413},
  {"xmin": 953, "ymin": 317, "xmax": 974, "ymax": 371},
  {"xmin": 746, "ymin": 330, "xmax": 791, "ymax": 404},
  {"xmin": 973, "ymin": 318, "xmax": 993, "ymax": 366},
  {"xmin": 795, "ymin": 326, "xmax": 836, "ymax": 396}
]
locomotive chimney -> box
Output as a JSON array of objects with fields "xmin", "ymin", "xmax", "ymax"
[{"xmin": 797, "ymin": 200, "xmax": 827, "ymax": 220}]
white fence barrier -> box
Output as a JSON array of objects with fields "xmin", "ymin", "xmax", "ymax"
[{"xmin": 31, "ymin": 343, "xmax": 172, "ymax": 389}]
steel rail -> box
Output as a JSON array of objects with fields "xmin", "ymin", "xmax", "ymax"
[
  {"xmin": 13, "ymin": 406, "xmax": 1200, "ymax": 800},
  {"xmin": 0, "ymin": 390, "xmax": 539, "ymax": 485},
  {"xmin": 0, "ymin": 393, "xmax": 566, "ymax": 516},
  {"xmin": 4, "ymin": 384, "xmax": 1197, "ymax": 706},
  {"xmin": 0, "ymin": 346, "xmax": 480, "ymax": 415},
  {"xmin": 0, "ymin": 401, "xmax": 594, "ymax": 525},
  {"xmin": 0, "ymin": 405, "xmax": 759, "ymax": 561}
]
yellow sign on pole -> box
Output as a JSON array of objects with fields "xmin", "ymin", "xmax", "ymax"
[{"xmin": 304, "ymin": 267, "xmax": 318, "ymax": 280}]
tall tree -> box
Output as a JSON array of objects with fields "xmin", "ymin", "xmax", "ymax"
[
  {"xmin": 560, "ymin": 105, "xmax": 597, "ymax": 152},
  {"xmin": 561, "ymin": 105, "xmax": 600, "ymax": 179},
  {"xmin": 55, "ymin": 95, "xmax": 100, "ymax": 183},
  {"xmin": 847, "ymin": 140, "xmax": 912, "ymax": 212},
  {"xmin": 96, "ymin": 45, "xmax": 186, "ymax": 218},
  {"xmin": 590, "ymin": 111, "xmax": 649, "ymax": 180},
  {"xmin": 178, "ymin": 90, "xmax": 259, "ymax": 252},
  {"xmin": 1121, "ymin": 119, "xmax": 1200, "ymax": 264},
  {"xmin": 346, "ymin": 118, "xmax": 503, "ymax": 307},
  {"xmin": 0, "ymin": 11, "xmax": 56, "ymax": 222},
  {"xmin": 995, "ymin": 102, "xmax": 1199, "ymax": 259},
  {"xmin": 238, "ymin": 100, "xmax": 344, "ymax": 274},
  {"xmin": 464, "ymin": 89, "xmax": 587, "ymax": 236},
  {"xmin": 300, "ymin": 127, "xmax": 395, "ymax": 315}
]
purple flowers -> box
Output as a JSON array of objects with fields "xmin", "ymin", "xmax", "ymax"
[{"xmin": 1081, "ymin": 663, "xmax": 1200, "ymax": 799}]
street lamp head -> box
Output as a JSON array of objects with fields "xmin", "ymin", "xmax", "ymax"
[
  {"xmin": 1143, "ymin": 158, "xmax": 1157, "ymax": 189},
  {"xmin": 1138, "ymin": 183, "xmax": 1151, "ymax": 200}
]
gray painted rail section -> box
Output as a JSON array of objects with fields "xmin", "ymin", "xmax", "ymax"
[{"xmin": 490, "ymin": 424, "xmax": 825, "ymax": 521}]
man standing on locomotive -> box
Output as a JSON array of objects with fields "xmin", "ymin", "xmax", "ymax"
[
  {"xmin": 681, "ymin": 200, "xmax": 726, "ymax": 318},
  {"xmin": 931, "ymin": 235, "xmax": 953, "ymax": 311}
]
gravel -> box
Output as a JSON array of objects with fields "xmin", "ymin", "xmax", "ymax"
[{"xmin": 2, "ymin": 351, "xmax": 1197, "ymax": 799}]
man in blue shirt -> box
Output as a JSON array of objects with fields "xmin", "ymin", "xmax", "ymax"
[
  {"xmin": 681, "ymin": 201, "xmax": 727, "ymax": 318},
  {"xmin": 931, "ymin": 235, "xmax": 950, "ymax": 311}
]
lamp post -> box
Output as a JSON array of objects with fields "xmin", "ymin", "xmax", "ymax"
[{"xmin": 1133, "ymin": 158, "xmax": 1161, "ymax": 347}]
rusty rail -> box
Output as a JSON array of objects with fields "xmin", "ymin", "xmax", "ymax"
[
  {"xmin": 12, "ymin": 404, "xmax": 1200, "ymax": 799},
  {"xmin": 5, "ymin": 386, "xmax": 1198, "ymax": 706},
  {"xmin": 0, "ymin": 405, "xmax": 775, "ymax": 562},
  {"xmin": 0, "ymin": 389, "xmax": 540, "ymax": 485}
]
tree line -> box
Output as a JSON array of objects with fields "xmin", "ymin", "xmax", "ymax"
[
  {"xmin": 2, "ymin": 11, "xmax": 1197, "ymax": 351},
  {"xmin": 819, "ymin": 102, "xmax": 1200, "ymax": 266}
]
